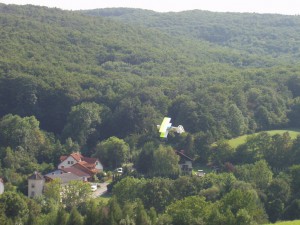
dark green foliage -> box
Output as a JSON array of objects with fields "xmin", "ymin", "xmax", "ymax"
[
  {"xmin": 62, "ymin": 102, "xmax": 103, "ymax": 146},
  {"xmin": 55, "ymin": 207, "xmax": 69, "ymax": 225},
  {"xmin": 0, "ymin": 191, "xmax": 29, "ymax": 222},
  {"xmin": 1, "ymin": 4, "xmax": 300, "ymax": 225},
  {"xmin": 67, "ymin": 207, "xmax": 83, "ymax": 225},
  {"xmin": 87, "ymin": 8, "xmax": 300, "ymax": 62}
]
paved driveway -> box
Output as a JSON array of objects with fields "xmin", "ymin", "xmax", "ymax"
[{"xmin": 92, "ymin": 182, "xmax": 109, "ymax": 198}]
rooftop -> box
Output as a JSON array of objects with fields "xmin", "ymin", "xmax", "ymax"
[{"xmin": 44, "ymin": 173, "xmax": 83, "ymax": 184}]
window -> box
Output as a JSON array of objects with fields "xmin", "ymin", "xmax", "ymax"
[
  {"xmin": 71, "ymin": 161, "xmax": 74, "ymax": 164},
  {"xmin": 31, "ymin": 183, "xmax": 35, "ymax": 188},
  {"xmin": 31, "ymin": 191, "xmax": 35, "ymax": 197},
  {"xmin": 68, "ymin": 161, "xmax": 70, "ymax": 164}
]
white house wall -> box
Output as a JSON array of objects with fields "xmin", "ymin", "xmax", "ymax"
[
  {"xmin": 28, "ymin": 179, "xmax": 44, "ymax": 198},
  {"xmin": 58, "ymin": 156, "xmax": 77, "ymax": 169},
  {"xmin": 95, "ymin": 161, "xmax": 103, "ymax": 171}
]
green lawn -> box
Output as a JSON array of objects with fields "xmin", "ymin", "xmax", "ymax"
[
  {"xmin": 228, "ymin": 129, "xmax": 300, "ymax": 149},
  {"xmin": 263, "ymin": 220, "xmax": 300, "ymax": 225}
]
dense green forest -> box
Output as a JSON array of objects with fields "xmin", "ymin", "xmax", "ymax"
[{"xmin": 1, "ymin": 3, "xmax": 300, "ymax": 224}]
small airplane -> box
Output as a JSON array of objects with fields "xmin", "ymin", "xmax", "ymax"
[{"xmin": 157, "ymin": 117, "xmax": 185, "ymax": 138}]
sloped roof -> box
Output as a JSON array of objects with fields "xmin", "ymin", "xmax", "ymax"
[
  {"xmin": 176, "ymin": 150, "xmax": 193, "ymax": 161},
  {"xmin": 44, "ymin": 173, "xmax": 82, "ymax": 184},
  {"xmin": 61, "ymin": 167, "xmax": 91, "ymax": 178},
  {"xmin": 70, "ymin": 152, "xmax": 83, "ymax": 161},
  {"xmin": 60, "ymin": 153, "xmax": 100, "ymax": 164},
  {"xmin": 28, "ymin": 172, "xmax": 44, "ymax": 180},
  {"xmin": 60, "ymin": 155, "xmax": 68, "ymax": 162},
  {"xmin": 82, "ymin": 157, "xmax": 98, "ymax": 164},
  {"xmin": 60, "ymin": 152, "xmax": 83, "ymax": 162},
  {"xmin": 72, "ymin": 162, "xmax": 98, "ymax": 175}
]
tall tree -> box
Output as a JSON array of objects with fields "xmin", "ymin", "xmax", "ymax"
[
  {"xmin": 227, "ymin": 103, "xmax": 247, "ymax": 136},
  {"xmin": 67, "ymin": 207, "xmax": 83, "ymax": 225},
  {"xmin": 62, "ymin": 180, "xmax": 92, "ymax": 211},
  {"xmin": 0, "ymin": 114, "xmax": 45, "ymax": 156},
  {"xmin": 151, "ymin": 145, "xmax": 180, "ymax": 178},
  {"xmin": 62, "ymin": 102, "xmax": 102, "ymax": 146},
  {"xmin": 94, "ymin": 136, "xmax": 129, "ymax": 169}
]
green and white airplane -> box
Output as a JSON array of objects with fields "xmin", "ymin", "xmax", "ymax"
[{"xmin": 157, "ymin": 117, "xmax": 185, "ymax": 138}]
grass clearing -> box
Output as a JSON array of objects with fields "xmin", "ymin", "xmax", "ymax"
[
  {"xmin": 228, "ymin": 129, "xmax": 300, "ymax": 149},
  {"xmin": 263, "ymin": 220, "xmax": 300, "ymax": 225},
  {"xmin": 97, "ymin": 193, "xmax": 111, "ymax": 204}
]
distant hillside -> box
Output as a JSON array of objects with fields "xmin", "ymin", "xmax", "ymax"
[
  {"xmin": 0, "ymin": 4, "xmax": 300, "ymax": 142},
  {"xmin": 84, "ymin": 8, "xmax": 300, "ymax": 62}
]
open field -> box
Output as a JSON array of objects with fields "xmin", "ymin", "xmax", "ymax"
[
  {"xmin": 263, "ymin": 220, "xmax": 300, "ymax": 225},
  {"xmin": 228, "ymin": 129, "xmax": 300, "ymax": 149}
]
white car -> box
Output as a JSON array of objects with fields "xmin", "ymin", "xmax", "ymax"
[
  {"xmin": 91, "ymin": 184, "xmax": 97, "ymax": 191},
  {"xmin": 116, "ymin": 168, "xmax": 123, "ymax": 173}
]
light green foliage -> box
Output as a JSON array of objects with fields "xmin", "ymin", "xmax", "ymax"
[
  {"xmin": 166, "ymin": 196, "xmax": 212, "ymax": 225},
  {"xmin": 135, "ymin": 199, "xmax": 151, "ymax": 225},
  {"xmin": 264, "ymin": 220, "xmax": 300, "ymax": 225},
  {"xmin": 67, "ymin": 207, "xmax": 83, "ymax": 225},
  {"xmin": 108, "ymin": 196, "xmax": 123, "ymax": 225},
  {"xmin": 234, "ymin": 160, "xmax": 273, "ymax": 190},
  {"xmin": 54, "ymin": 207, "xmax": 69, "ymax": 225},
  {"xmin": 218, "ymin": 189, "xmax": 268, "ymax": 225},
  {"xmin": 140, "ymin": 177, "xmax": 174, "ymax": 212},
  {"xmin": 227, "ymin": 103, "xmax": 247, "ymax": 136},
  {"xmin": 151, "ymin": 145, "xmax": 180, "ymax": 177},
  {"xmin": 112, "ymin": 177, "xmax": 145, "ymax": 205},
  {"xmin": 0, "ymin": 114, "xmax": 45, "ymax": 156},
  {"xmin": 94, "ymin": 136, "xmax": 130, "ymax": 169},
  {"xmin": 228, "ymin": 130, "xmax": 300, "ymax": 149},
  {"xmin": 44, "ymin": 179, "xmax": 62, "ymax": 204},
  {"xmin": 62, "ymin": 180, "xmax": 92, "ymax": 211}
]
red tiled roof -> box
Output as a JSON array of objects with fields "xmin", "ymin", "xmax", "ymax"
[
  {"xmin": 72, "ymin": 163, "xmax": 93, "ymax": 176},
  {"xmin": 59, "ymin": 152, "xmax": 100, "ymax": 175},
  {"xmin": 61, "ymin": 167, "xmax": 91, "ymax": 178},
  {"xmin": 60, "ymin": 156, "xmax": 68, "ymax": 162},
  {"xmin": 82, "ymin": 157, "xmax": 98, "ymax": 164},
  {"xmin": 70, "ymin": 152, "xmax": 83, "ymax": 162},
  {"xmin": 60, "ymin": 152, "xmax": 84, "ymax": 162}
]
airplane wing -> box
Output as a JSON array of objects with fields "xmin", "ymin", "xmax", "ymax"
[
  {"xmin": 159, "ymin": 117, "xmax": 172, "ymax": 133},
  {"xmin": 160, "ymin": 130, "xmax": 169, "ymax": 138}
]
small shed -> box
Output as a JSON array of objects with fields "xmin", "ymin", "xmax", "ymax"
[{"xmin": 176, "ymin": 150, "xmax": 193, "ymax": 175}]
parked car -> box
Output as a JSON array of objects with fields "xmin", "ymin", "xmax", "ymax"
[
  {"xmin": 116, "ymin": 167, "xmax": 123, "ymax": 173},
  {"xmin": 91, "ymin": 183, "xmax": 97, "ymax": 191}
]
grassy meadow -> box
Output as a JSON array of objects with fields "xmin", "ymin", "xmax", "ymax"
[
  {"xmin": 263, "ymin": 220, "xmax": 300, "ymax": 225},
  {"xmin": 228, "ymin": 130, "xmax": 300, "ymax": 149}
]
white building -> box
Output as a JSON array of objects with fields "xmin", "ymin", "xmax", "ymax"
[{"xmin": 28, "ymin": 172, "xmax": 44, "ymax": 198}]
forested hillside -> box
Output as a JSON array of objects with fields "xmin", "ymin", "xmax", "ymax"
[
  {"xmin": 1, "ymin": 4, "xmax": 300, "ymax": 224},
  {"xmin": 85, "ymin": 8, "xmax": 300, "ymax": 62}
]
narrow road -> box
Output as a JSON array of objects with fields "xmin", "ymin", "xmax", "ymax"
[{"xmin": 92, "ymin": 182, "xmax": 109, "ymax": 198}]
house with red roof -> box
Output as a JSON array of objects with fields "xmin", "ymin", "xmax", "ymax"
[
  {"xmin": 58, "ymin": 152, "xmax": 103, "ymax": 175},
  {"xmin": 28, "ymin": 153, "xmax": 103, "ymax": 198}
]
